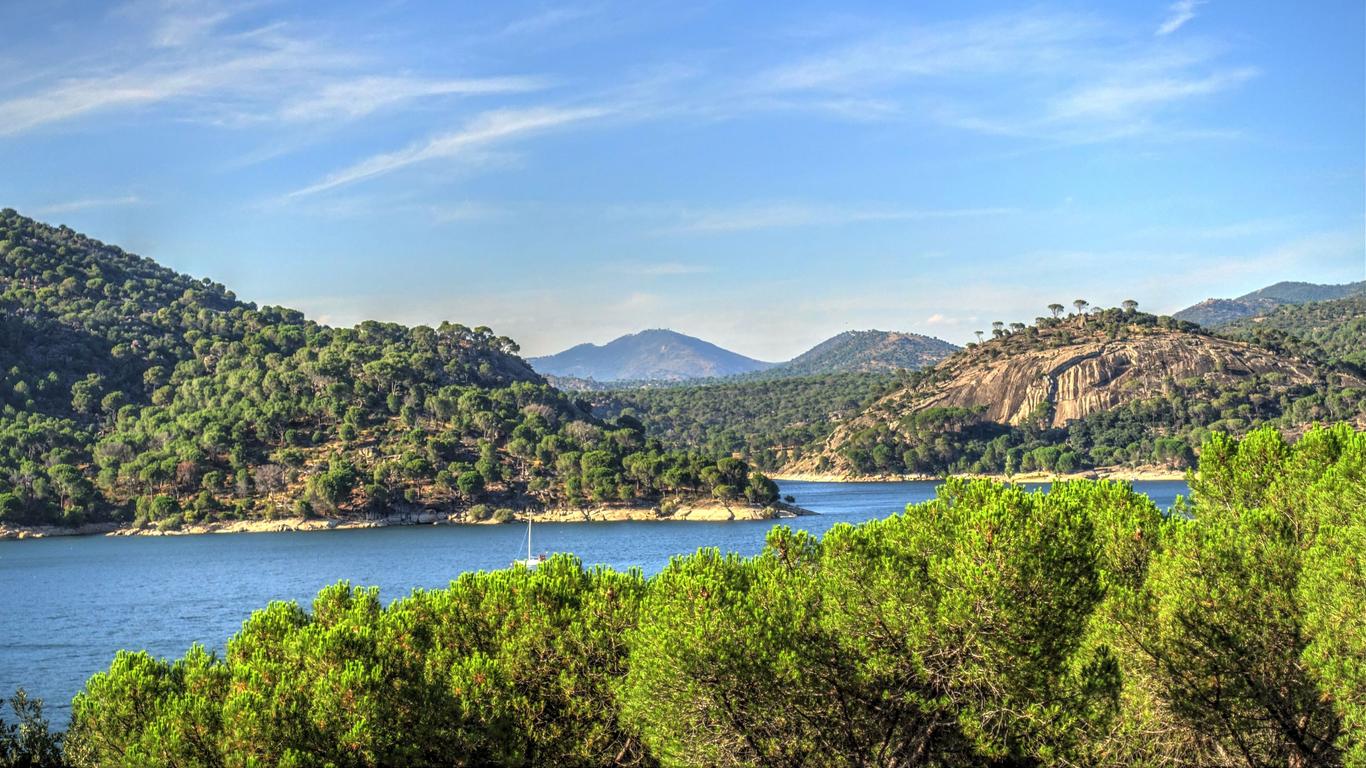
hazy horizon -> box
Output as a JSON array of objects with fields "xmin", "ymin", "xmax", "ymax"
[{"xmin": 2, "ymin": 0, "xmax": 1362, "ymax": 359}]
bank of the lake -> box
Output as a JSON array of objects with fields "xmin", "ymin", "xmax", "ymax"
[
  {"xmin": 0, "ymin": 479, "xmax": 1188, "ymax": 719},
  {"xmin": 0, "ymin": 500, "xmax": 811, "ymax": 540}
]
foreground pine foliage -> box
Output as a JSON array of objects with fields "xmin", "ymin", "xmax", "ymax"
[{"xmin": 32, "ymin": 424, "xmax": 1365, "ymax": 766}]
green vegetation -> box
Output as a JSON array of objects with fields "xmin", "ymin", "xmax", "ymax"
[
  {"xmin": 829, "ymin": 306, "xmax": 1364, "ymax": 476},
  {"xmin": 1173, "ymin": 279, "xmax": 1365, "ymax": 328},
  {"xmin": 0, "ymin": 210, "xmax": 775, "ymax": 529},
  {"xmin": 591, "ymin": 372, "xmax": 905, "ymax": 470},
  {"xmin": 12, "ymin": 424, "xmax": 1353, "ymax": 766},
  {"xmin": 0, "ymin": 690, "xmax": 62, "ymax": 767},
  {"xmin": 1221, "ymin": 294, "xmax": 1366, "ymax": 370}
]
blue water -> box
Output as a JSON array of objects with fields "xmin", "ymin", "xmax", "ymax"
[{"xmin": 0, "ymin": 479, "xmax": 1187, "ymax": 718}]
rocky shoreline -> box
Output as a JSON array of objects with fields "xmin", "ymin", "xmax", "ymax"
[{"xmin": 0, "ymin": 500, "xmax": 813, "ymax": 540}]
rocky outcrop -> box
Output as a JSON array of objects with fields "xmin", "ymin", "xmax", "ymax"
[
  {"xmin": 912, "ymin": 333, "xmax": 1320, "ymax": 428},
  {"xmin": 791, "ymin": 326, "xmax": 1350, "ymax": 476}
]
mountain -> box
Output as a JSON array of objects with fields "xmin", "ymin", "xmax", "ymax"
[
  {"xmin": 0, "ymin": 210, "xmax": 778, "ymax": 530},
  {"xmin": 1173, "ymin": 280, "xmax": 1366, "ymax": 328},
  {"xmin": 788, "ymin": 306, "xmax": 1364, "ymax": 478},
  {"xmin": 529, "ymin": 329, "xmax": 776, "ymax": 382},
  {"xmin": 769, "ymin": 330, "xmax": 959, "ymax": 376}
]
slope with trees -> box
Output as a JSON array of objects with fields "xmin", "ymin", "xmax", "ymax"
[
  {"xmin": 528, "ymin": 329, "xmax": 776, "ymax": 382},
  {"xmin": 1174, "ymin": 279, "xmax": 1365, "ymax": 328},
  {"xmin": 0, "ymin": 210, "xmax": 777, "ymax": 530},
  {"xmin": 1219, "ymin": 293, "xmax": 1366, "ymax": 370}
]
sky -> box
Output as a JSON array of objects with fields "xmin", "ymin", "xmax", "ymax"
[{"xmin": 1, "ymin": 0, "xmax": 1362, "ymax": 361}]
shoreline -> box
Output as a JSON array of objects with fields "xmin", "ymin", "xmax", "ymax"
[
  {"xmin": 770, "ymin": 466, "xmax": 1190, "ymax": 484},
  {"xmin": 0, "ymin": 500, "xmax": 814, "ymax": 541}
]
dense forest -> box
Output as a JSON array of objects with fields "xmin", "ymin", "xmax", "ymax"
[
  {"xmin": 1220, "ymin": 294, "xmax": 1366, "ymax": 369},
  {"xmin": 0, "ymin": 211, "xmax": 777, "ymax": 529},
  {"xmin": 590, "ymin": 371, "xmax": 905, "ymax": 470},
  {"xmin": 4, "ymin": 425, "xmax": 1361, "ymax": 767},
  {"xmin": 1173, "ymin": 279, "xmax": 1365, "ymax": 327}
]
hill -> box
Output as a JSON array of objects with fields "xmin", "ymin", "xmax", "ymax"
[
  {"xmin": 764, "ymin": 330, "xmax": 958, "ymax": 377},
  {"xmin": 0, "ymin": 210, "xmax": 778, "ymax": 529},
  {"xmin": 1173, "ymin": 279, "xmax": 1365, "ymax": 327},
  {"xmin": 1219, "ymin": 294, "xmax": 1366, "ymax": 369},
  {"xmin": 789, "ymin": 306, "xmax": 1364, "ymax": 477},
  {"xmin": 529, "ymin": 329, "xmax": 776, "ymax": 382}
]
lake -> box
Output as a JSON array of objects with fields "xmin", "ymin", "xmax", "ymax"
[{"xmin": 0, "ymin": 479, "xmax": 1188, "ymax": 718}]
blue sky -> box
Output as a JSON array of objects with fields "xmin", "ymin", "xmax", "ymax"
[{"xmin": 1, "ymin": 0, "xmax": 1362, "ymax": 360}]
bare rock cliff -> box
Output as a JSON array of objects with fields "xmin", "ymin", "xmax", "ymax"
[
  {"xmin": 791, "ymin": 327, "xmax": 1341, "ymax": 475},
  {"xmin": 914, "ymin": 334, "xmax": 1318, "ymax": 428}
]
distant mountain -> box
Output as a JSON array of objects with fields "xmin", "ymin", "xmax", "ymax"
[
  {"xmin": 529, "ymin": 329, "xmax": 777, "ymax": 382},
  {"xmin": 770, "ymin": 330, "xmax": 959, "ymax": 376},
  {"xmin": 1174, "ymin": 280, "xmax": 1365, "ymax": 328}
]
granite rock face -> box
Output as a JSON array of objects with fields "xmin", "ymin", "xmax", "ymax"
[
  {"xmin": 793, "ymin": 326, "xmax": 1345, "ymax": 476},
  {"xmin": 911, "ymin": 333, "xmax": 1319, "ymax": 428}
]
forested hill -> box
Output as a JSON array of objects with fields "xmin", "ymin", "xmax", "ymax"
[
  {"xmin": 0, "ymin": 210, "xmax": 778, "ymax": 529},
  {"xmin": 1219, "ymin": 294, "xmax": 1366, "ymax": 370},
  {"xmin": 1173, "ymin": 279, "xmax": 1365, "ymax": 328},
  {"xmin": 763, "ymin": 330, "xmax": 957, "ymax": 377},
  {"xmin": 790, "ymin": 305, "xmax": 1365, "ymax": 477},
  {"xmin": 529, "ymin": 329, "xmax": 775, "ymax": 382}
]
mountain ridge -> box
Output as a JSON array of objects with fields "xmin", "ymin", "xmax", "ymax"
[
  {"xmin": 533, "ymin": 328, "xmax": 958, "ymax": 384},
  {"xmin": 529, "ymin": 329, "xmax": 777, "ymax": 382},
  {"xmin": 1173, "ymin": 279, "xmax": 1365, "ymax": 328}
]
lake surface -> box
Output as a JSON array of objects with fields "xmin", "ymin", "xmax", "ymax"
[{"xmin": 0, "ymin": 479, "xmax": 1188, "ymax": 718}]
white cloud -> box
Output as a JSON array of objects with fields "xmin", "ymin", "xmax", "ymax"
[
  {"xmin": 1157, "ymin": 0, "xmax": 1203, "ymax": 36},
  {"xmin": 31, "ymin": 195, "xmax": 143, "ymax": 215},
  {"xmin": 749, "ymin": 8, "xmax": 1252, "ymax": 144},
  {"xmin": 287, "ymin": 106, "xmax": 608, "ymax": 197},
  {"xmin": 0, "ymin": 4, "xmax": 546, "ymax": 136}
]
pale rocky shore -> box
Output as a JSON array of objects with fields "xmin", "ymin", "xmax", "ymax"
[
  {"xmin": 770, "ymin": 465, "xmax": 1189, "ymax": 484},
  {"xmin": 0, "ymin": 500, "xmax": 812, "ymax": 540}
]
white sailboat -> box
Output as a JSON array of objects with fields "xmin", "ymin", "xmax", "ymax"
[{"xmin": 512, "ymin": 516, "xmax": 546, "ymax": 569}]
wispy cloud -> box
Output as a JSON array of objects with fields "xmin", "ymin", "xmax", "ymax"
[
  {"xmin": 660, "ymin": 203, "xmax": 1015, "ymax": 233},
  {"xmin": 0, "ymin": 3, "xmax": 547, "ymax": 136},
  {"xmin": 749, "ymin": 9, "xmax": 1253, "ymax": 144},
  {"xmin": 278, "ymin": 75, "xmax": 547, "ymax": 121},
  {"xmin": 1050, "ymin": 67, "xmax": 1256, "ymax": 121},
  {"xmin": 1157, "ymin": 0, "xmax": 1203, "ymax": 36},
  {"xmin": 287, "ymin": 106, "xmax": 609, "ymax": 197},
  {"xmin": 500, "ymin": 5, "xmax": 603, "ymax": 37},
  {"xmin": 31, "ymin": 195, "xmax": 143, "ymax": 215}
]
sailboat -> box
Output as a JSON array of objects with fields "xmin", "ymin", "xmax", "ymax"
[{"xmin": 512, "ymin": 515, "xmax": 547, "ymax": 569}]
